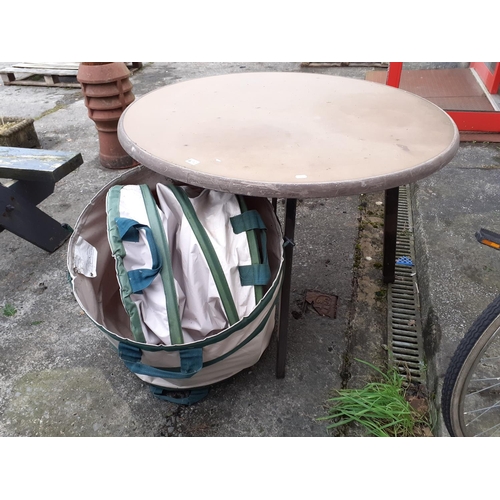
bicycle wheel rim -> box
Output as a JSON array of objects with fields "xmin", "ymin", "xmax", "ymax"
[{"xmin": 445, "ymin": 309, "xmax": 500, "ymax": 437}]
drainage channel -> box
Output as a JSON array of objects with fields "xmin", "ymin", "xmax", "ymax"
[{"xmin": 387, "ymin": 185, "xmax": 425, "ymax": 383}]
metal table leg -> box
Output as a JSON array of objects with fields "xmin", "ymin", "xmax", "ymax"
[
  {"xmin": 383, "ymin": 187, "xmax": 399, "ymax": 284},
  {"xmin": 276, "ymin": 198, "xmax": 297, "ymax": 378}
]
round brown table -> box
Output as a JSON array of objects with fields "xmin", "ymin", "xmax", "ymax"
[{"xmin": 118, "ymin": 71, "xmax": 460, "ymax": 377}]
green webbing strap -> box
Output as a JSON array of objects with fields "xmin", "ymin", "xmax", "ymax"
[
  {"xmin": 150, "ymin": 386, "xmax": 209, "ymax": 405},
  {"xmin": 230, "ymin": 209, "xmax": 266, "ymax": 233},
  {"xmin": 238, "ymin": 264, "xmax": 271, "ymax": 286},
  {"xmin": 119, "ymin": 342, "xmax": 202, "ymax": 378},
  {"xmin": 232, "ymin": 199, "xmax": 271, "ymax": 302},
  {"xmin": 235, "ymin": 197, "xmax": 263, "ymax": 303},
  {"xmin": 167, "ymin": 185, "xmax": 240, "ymax": 326},
  {"xmin": 115, "ymin": 217, "xmax": 162, "ymax": 294},
  {"xmin": 140, "ymin": 185, "xmax": 184, "ymax": 346},
  {"xmin": 107, "ymin": 186, "xmax": 146, "ymax": 343}
]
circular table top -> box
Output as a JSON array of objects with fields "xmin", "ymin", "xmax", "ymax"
[{"xmin": 118, "ymin": 71, "xmax": 459, "ymax": 198}]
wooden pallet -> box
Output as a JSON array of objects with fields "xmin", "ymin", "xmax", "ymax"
[
  {"xmin": 0, "ymin": 62, "xmax": 143, "ymax": 88},
  {"xmin": 300, "ymin": 62, "xmax": 388, "ymax": 68}
]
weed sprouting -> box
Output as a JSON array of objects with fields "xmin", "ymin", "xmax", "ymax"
[
  {"xmin": 319, "ymin": 359, "xmax": 430, "ymax": 437},
  {"xmin": 2, "ymin": 304, "xmax": 17, "ymax": 317}
]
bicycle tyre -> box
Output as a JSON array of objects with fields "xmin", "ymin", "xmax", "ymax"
[{"xmin": 441, "ymin": 295, "xmax": 500, "ymax": 436}]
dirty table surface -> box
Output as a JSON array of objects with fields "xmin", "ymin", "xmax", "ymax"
[{"xmin": 118, "ymin": 71, "xmax": 459, "ymax": 198}]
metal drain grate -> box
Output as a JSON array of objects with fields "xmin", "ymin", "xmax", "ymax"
[{"xmin": 387, "ymin": 185, "xmax": 425, "ymax": 383}]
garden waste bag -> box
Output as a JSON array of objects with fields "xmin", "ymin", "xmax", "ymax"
[{"xmin": 67, "ymin": 166, "xmax": 284, "ymax": 404}]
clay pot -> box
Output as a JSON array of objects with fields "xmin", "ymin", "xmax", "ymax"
[{"xmin": 77, "ymin": 62, "xmax": 138, "ymax": 169}]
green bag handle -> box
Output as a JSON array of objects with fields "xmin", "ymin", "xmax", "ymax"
[
  {"xmin": 149, "ymin": 386, "xmax": 210, "ymax": 405},
  {"xmin": 115, "ymin": 217, "xmax": 162, "ymax": 294},
  {"xmin": 119, "ymin": 342, "xmax": 202, "ymax": 378},
  {"xmin": 231, "ymin": 197, "xmax": 271, "ymax": 304},
  {"xmin": 167, "ymin": 185, "xmax": 240, "ymax": 326}
]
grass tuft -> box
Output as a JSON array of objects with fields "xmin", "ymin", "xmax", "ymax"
[
  {"xmin": 2, "ymin": 303, "xmax": 17, "ymax": 317},
  {"xmin": 320, "ymin": 359, "xmax": 429, "ymax": 437}
]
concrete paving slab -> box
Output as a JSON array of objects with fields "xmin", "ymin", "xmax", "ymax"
[
  {"xmin": 412, "ymin": 142, "xmax": 500, "ymax": 435},
  {"xmin": 0, "ymin": 84, "xmax": 81, "ymax": 120}
]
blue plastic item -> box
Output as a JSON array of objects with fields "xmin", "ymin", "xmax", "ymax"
[{"xmin": 396, "ymin": 256, "xmax": 413, "ymax": 266}]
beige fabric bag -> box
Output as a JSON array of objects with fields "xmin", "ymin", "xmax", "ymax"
[{"xmin": 67, "ymin": 166, "xmax": 284, "ymax": 404}]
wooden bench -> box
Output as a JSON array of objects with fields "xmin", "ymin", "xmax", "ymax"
[{"xmin": 0, "ymin": 146, "xmax": 83, "ymax": 252}]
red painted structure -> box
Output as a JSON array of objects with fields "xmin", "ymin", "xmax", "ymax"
[
  {"xmin": 386, "ymin": 62, "xmax": 500, "ymax": 133},
  {"xmin": 470, "ymin": 63, "xmax": 500, "ymax": 95},
  {"xmin": 385, "ymin": 62, "xmax": 402, "ymax": 88}
]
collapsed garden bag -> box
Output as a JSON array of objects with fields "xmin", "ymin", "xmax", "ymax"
[{"xmin": 67, "ymin": 166, "xmax": 284, "ymax": 404}]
